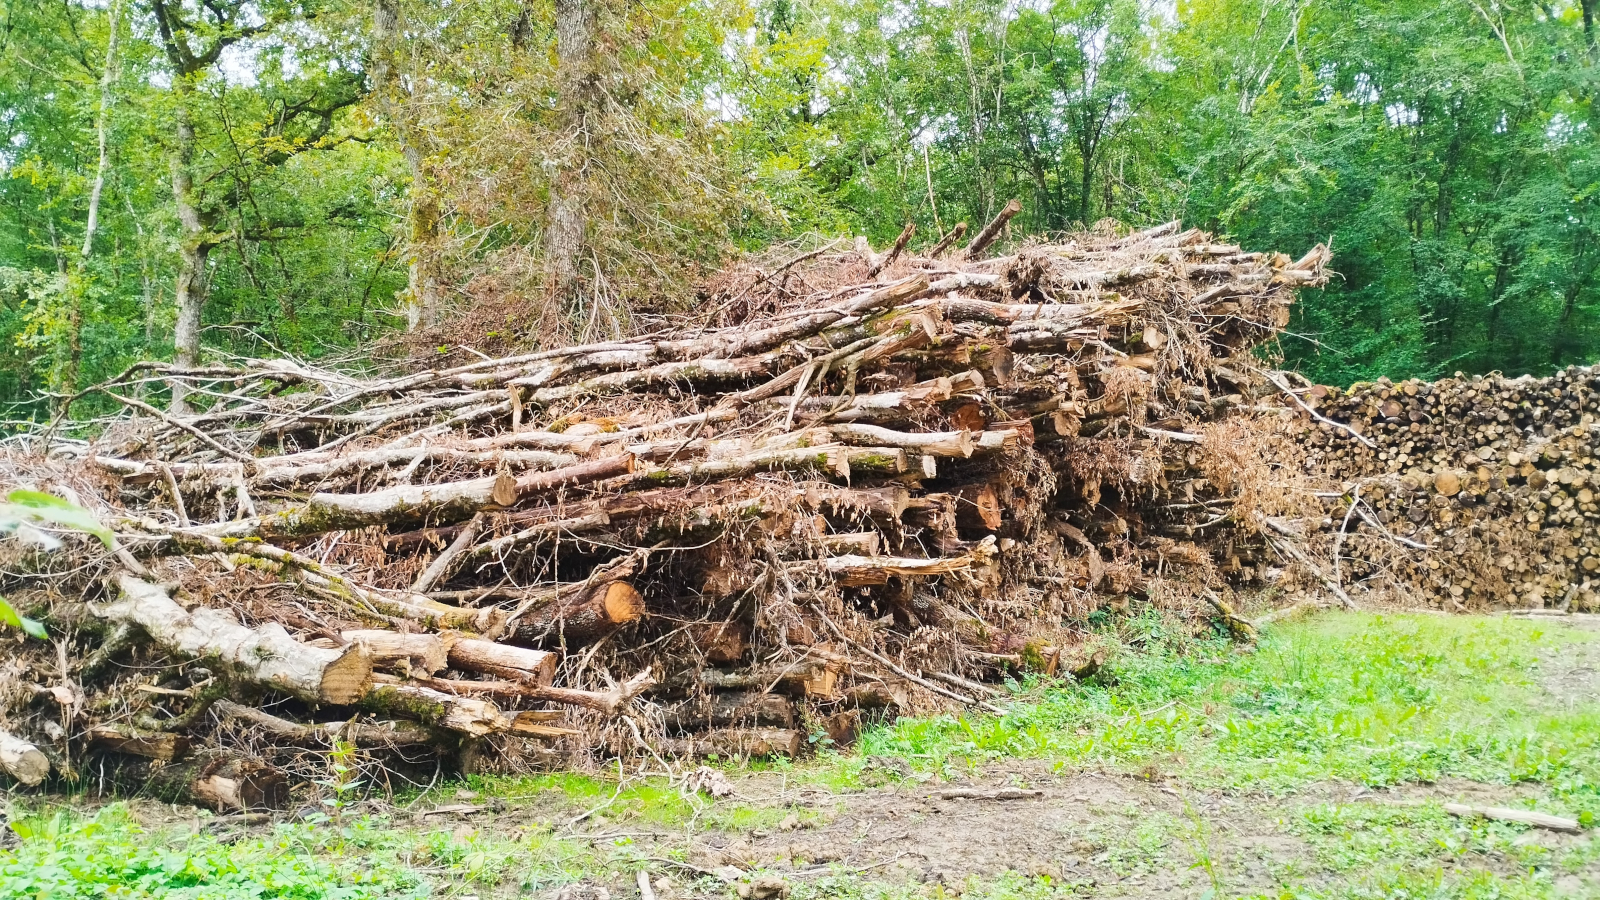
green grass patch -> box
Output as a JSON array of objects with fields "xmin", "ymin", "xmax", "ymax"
[{"xmin": 847, "ymin": 612, "xmax": 1599, "ymax": 811}]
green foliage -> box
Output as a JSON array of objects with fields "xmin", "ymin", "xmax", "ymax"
[
  {"xmin": 0, "ymin": 488, "xmax": 112, "ymax": 639},
  {"xmin": 730, "ymin": 0, "xmax": 1600, "ymax": 383},
  {"xmin": 0, "ymin": 597, "xmax": 47, "ymax": 640},
  {"xmin": 0, "ymin": 489, "xmax": 115, "ymax": 548}
]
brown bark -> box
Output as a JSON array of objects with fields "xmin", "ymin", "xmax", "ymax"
[
  {"xmin": 509, "ymin": 581, "xmax": 644, "ymax": 646},
  {"xmin": 88, "ymin": 725, "xmax": 190, "ymax": 762},
  {"xmin": 962, "ymin": 199, "xmax": 1021, "ymax": 259},
  {"xmin": 124, "ymin": 749, "xmax": 290, "ymax": 812},
  {"xmin": 953, "ymin": 483, "xmax": 1003, "ymax": 532},
  {"xmin": 927, "ymin": 222, "xmax": 968, "ymax": 258}
]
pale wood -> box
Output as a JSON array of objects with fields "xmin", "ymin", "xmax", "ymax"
[
  {"xmin": 343, "ymin": 630, "xmax": 449, "ymax": 673},
  {"xmin": 830, "ymin": 423, "xmax": 975, "ymax": 457},
  {"xmin": 818, "ymin": 553, "xmax": 973, "ymax": 586},
  {"xmin": 0, "ymin": 728, "xmax": 49, "ymax": 785},
  {"xmin": 248, "ymin": 454, "xmax": 636, "ymax": 538},
  {"xmin": 100, "ymin": 574, "xmax": 373, "ymax": 704},
  {"xmin": 817, "ymin": 532, "xmax": 882, "ymax": 555},
  {"xmin": 1444, "ymin": 803, "xmax": 1582, "ymax": 833},
  {"xmin": 447, "ymin": 638, "xmax": 557, "ymax": 685}
]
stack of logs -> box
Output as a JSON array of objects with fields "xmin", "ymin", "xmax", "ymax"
[
  {"xmin": 0, "ymin": 212, "xmax": 1330, "ymax": 807},
  {"xmin": 1292, "ymin": 367, "xmax": 1600, "ymax": 612}
]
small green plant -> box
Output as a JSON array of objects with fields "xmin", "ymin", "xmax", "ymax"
[
  {"xmin": 0, "ymin": 488, "xmax": 115, "ymax": 548},
  {"xmin": 313, "ymin": 739, "xmax": 366, "ymax": 819},
  {"xmin": 0, "ymin": 488, "xmax": 114, "ymax": 640}
]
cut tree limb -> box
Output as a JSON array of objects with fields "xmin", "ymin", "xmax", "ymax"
[
  {"xmin": 247, "ymin": 454, "xmax": 636, "ymax": 538},
  {"xmin": 447, "ymin": 638, "xmax": 557, "ymax": 685},
  {"xmin": 212, "ymin": 700, "xmax": 437, "ymax": 748},
  {"xmin": 98, "ymin": 574, "xmax": 374, "ymax": 704},
  {"xmin": 343, "ymin": 630, "xmax": 448, "ymax": 674},
  {"xmin": 360, "ymin": 681, "xmax": 510, "ymax": 736},
  {"xmin": 509, "ymin": 581, "xmax": 645, "ymax": 647},
  {"xmin": 869, "ymin": 222, "xmax": 916, "ymax": 276},
  {"xmin": 962, "ymin": 199, "xmax": 1021, "ymax": 259},
  {"xmin": 0, "ymin": 728, "xmax": 49, "ymax": 785}
]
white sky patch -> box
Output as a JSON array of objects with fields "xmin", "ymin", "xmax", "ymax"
[
  {"xmin": 1351, "ymin": 72, "xmax": 1379, "ymax": 104},
  {"xmin": 1549, "ymin": 112, "xmax": 1587, "ymax": 145},
  {"xmin": 1385, "ymin": 102, "xmax": 1418, "ymax": 126}
]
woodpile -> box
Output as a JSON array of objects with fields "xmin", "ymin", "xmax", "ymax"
[
  {"xmin": 0, "ymin": 213, "xmax": 1330, "ymax": 806},
  {"xmin": 1291, "ymin": 368, "xmax": 1600, "ymax": 612}
]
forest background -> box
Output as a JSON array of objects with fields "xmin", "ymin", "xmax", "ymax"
[{"xmin": 0, "ymin": 0, "xmax": 1593, "ymax": 418}]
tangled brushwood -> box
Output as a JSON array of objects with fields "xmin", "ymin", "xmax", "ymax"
[{"xmin": 0, "ymin": 214, "xmax": 1332, "ymax": 809}]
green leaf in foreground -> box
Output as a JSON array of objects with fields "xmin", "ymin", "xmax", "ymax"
[
  {"xmin": 0, "ymin": 489, "xmax": 114, "ymax": 548},
  {"xmin": 0, "ymin": 596, "xmax": 47, "ymax": 640}
]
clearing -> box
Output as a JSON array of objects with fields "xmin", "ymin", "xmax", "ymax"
[{"xmin": 3, "ymin": 610, "xmax": 1597, "ymax": 900}]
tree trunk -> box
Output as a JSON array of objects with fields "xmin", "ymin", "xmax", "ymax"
[
  {"xmin": 82, "ymin": 0, "xmax": 122, "ymax": 259},
  {"xmin": 372, "ymin": 0, "xmax": 443, "ymax": 330},
  {"xmin": 170, "ymin": 75, "xmax": 209, "ymax": 412},
  {"xmin": 543, "ymin": 0, "xmax": 599, "ymax": 323}
]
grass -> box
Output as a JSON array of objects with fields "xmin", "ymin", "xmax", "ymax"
[
  {"xmin": 2, "ymin": 610, "xmax": 1596, "ymax": 899},
  {"xmin": 847, "ymin": 611, "xmax": 1600, "ymax": 818}
]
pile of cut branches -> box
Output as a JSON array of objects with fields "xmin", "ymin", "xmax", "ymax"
[{"xmin": 0, "ymin": 215, "xmax": 1327, "ymax": 808}]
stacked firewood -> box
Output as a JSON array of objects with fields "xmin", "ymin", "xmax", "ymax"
[
  {"xmin": 0, "ymin": 214, "xmax": 1329, "ymax": 807},
  {"xmin": 1292, "ymin": 368, "xmax": 1600, "ymax": 612}
]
